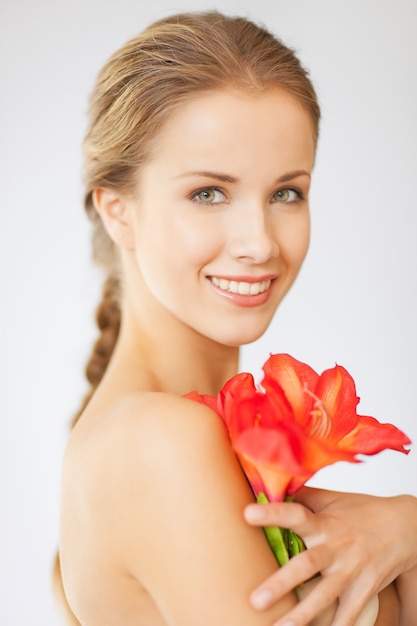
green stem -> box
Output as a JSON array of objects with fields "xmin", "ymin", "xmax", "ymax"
[
  {"xmin": 257, "ymin": 493, "xmax": 289, "ymax": 566},
  {"xmin": 257, "ymin": 492, "xmax": 306, "ymax": 566}
]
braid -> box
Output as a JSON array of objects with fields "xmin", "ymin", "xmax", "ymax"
[{"xmin": 71, "ymin": 276, "xmax": 121, "ymax": 427}]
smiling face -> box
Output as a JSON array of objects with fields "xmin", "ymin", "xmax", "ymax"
[{"xmin": 121, "ymin": 88, "xmax": 316, "ymax": 347}]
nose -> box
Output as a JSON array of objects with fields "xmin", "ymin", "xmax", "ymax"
[{"xmin": 227, "ymin": 203, "xmax": 279, "ymax": 264}]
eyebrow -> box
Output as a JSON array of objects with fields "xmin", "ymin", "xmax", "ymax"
[
  {"xmin": 176, "ymin": 170, "xmax": 310, "ymax": 184},
  {"xmin": 277, "ymin": 170, "xmax": 311, "ymax": 183},
  {"xmin": 176, "ymin": 171, "xmax": 238, "ymax": 183}
]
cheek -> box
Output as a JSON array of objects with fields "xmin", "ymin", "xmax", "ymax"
[
  {"xmin": 134, "ymin": 210, "xmax": 222, "ymax": 285},
  {"xmin": 159, "ymin": 211, "xmax": 225, "ymax": 268},
  {"xmin": 280, "ymin": 214, "xmax": 310, "ymax": 269}
]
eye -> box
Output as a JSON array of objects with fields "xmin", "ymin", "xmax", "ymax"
[
  {"xmin": 271, "ymin": 188, "xmax": 302, "ymax": 203},
  {"xmin": 191, "ymin": 187, "xmax": 226, "ymax": 204}
]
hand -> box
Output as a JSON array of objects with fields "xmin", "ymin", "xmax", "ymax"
[{"xmin": 244, "ymin": 487, "xmax": 417, "ymax": 626}]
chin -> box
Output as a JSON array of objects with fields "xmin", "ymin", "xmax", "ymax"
[{"xmin": 211, "ymin": 322, "xmax": 272, "ymax": 348}]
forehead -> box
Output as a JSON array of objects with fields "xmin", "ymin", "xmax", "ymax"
[{"xmin": 145, "ymin": 88, "xmax": 316, "ymax": 174}]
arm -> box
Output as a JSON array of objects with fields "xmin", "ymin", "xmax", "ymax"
[
  {"xmin": 93, "ymin": 393, "xmax": 298, "ymax": 625},
  {"xmin": 244, "ymin": 487, "xmax": 417, "ymax": 626}
]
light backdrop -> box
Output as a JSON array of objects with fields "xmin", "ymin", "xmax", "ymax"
[{"xmin": 1, "ymin": 1, "xmax": 416, "ymax": 624}]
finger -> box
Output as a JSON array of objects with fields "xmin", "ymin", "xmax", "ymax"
[
  {"xmin": 250, "ymin": 546, "xmax": 333, "ymax": 611},
  {"xmin": 330, "ymin": 585, "xmax": 379, "ymax": 626},
  {"xmin": 293, "ymin": 485, "xmax": 341, "ymax": 512},
  {"xmin": 271, "ymin": 572, "xmax": 345, "ymax": 626},
  {"xmin": 244, "ymin": 501, "xmax": 315, "ymax": 537}
]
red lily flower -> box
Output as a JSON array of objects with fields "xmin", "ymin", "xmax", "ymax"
[{"xmin": 185, "ymin": 354, "xmax": 411, "ymax": 503}]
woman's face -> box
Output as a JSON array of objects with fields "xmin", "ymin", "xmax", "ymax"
[{"xmin": 125, "ymin": 88, "xmax": 316, "ymax": 346}]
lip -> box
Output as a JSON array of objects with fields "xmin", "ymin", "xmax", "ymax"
[
  {"xmin": 209, "ymin": 274, "xmax": 278, "ymax": 283},
  {"xmin": 207, "ymin": 274, "xmax": 277, "ymax": 307}
]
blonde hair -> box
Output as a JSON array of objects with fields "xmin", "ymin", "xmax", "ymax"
[{"xmin": 54, "ymin": 11, "xmax": 320, "ymax": 623}]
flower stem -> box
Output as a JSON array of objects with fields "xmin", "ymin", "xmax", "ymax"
[
  {"xmin": 257, "ymin": 493, "xmax": 289, "ymax": 566},
  {"xmin": 257, "ymin": 492, "xmax": 306, "ymax": 566}
]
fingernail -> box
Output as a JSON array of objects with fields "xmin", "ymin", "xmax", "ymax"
[
  {"xmin": 251, "ymin": 588, "xmax": 273, "ymax": 610},
  {"xmin": 244, "ymin": 505, "xmax": 265, "ymax": 523}
]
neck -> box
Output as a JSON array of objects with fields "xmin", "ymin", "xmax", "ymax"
[{"xmin": 105, "ymin": 291, "xmax": 240, "ymax": 397}]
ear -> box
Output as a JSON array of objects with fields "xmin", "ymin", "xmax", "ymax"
[{"xmin": 92, "ymin": 188, "xmax": 136, "ymax": 250}]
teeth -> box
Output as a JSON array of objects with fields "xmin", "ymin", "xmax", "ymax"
[
  {"xmin": 238, "ymin": 282, "xmax": 250, "ymax": 295},
  {"xmin": 211, "ymin": 277, "xmax": 271, "ymax": 295}
]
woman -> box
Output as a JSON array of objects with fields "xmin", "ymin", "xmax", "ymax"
[{"xmin": 55, "ymin": 11, "xmax": 415, "ymax": 625}]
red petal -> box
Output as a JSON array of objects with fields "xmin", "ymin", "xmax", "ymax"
[
  {"xmin": 233, "ymin": 427, "xmax": 304, "ymax": 501},
  {"xmin": 339, "ymin": 414, "xmax": 412, "ymax": 455},
  {"xmin": 219, "ymin": 373, "xmax": 257, "ymax": 415},
  {"xmin": 183, "ymin": 391, "xmax": 218, "ymax": 413},
  {"xmin": 262, "ymin": 354, "xmax": 319, "ymax": 426},
  {"xmin": 298, "ymin": 431, "xmax": 359, "ymax": 472},
  {"xmin": 218, "ymin": 373, "xmax": 260, "ymax": 437},
  {"xmin": 314, "ymin": 365, "xmax": 360, "ymax": 439},
  {"xmin": 239, "ymin": 455, "xmax": 294, "ymax": 502}
]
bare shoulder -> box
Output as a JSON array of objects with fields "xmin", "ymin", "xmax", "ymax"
[
  {"xmin": 67, "ymin": 389, "xmax": 224, "ymax": 457},
  {"xmin": 118, "ymin": 389, "xmax": 227, "ymax": 441},
  {"xmin": 64, "ymin": 390, "xmax": 232, "ymax": 520},
  {"xmin": 76, "ymin": 390, "xmax": 229, "ymax": 470},
  {"xmin": 62, "ymin": 391, "xmax": 297, "ymax": 625}
]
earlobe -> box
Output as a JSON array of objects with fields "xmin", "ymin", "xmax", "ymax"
[{"xmin": 92, "ymin": 188, "xmax": 136, "ymax": 249}]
